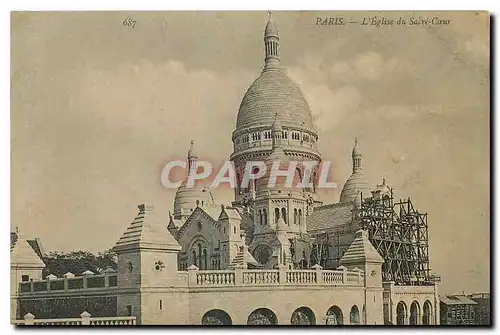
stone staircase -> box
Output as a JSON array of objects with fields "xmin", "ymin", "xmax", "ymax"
[{"xmin": 229, "ymin": 250, "xmax": 245, "ymax": 268}]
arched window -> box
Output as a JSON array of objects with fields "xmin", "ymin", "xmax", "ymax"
[
  {"xmin": 236, "ymin": 172, "xmax": 242, "ymax": 193},
  {"xmin": 410, "ymin": 301, "xmax": 420, "ymax": 325},
  {"xmin": 281, "ymin": 208, "xmax": 287, "ymax": 224},
  {"xmin": 396, "ymin": 302, "xmax": 407, "ymax": 325},
  {"xmin": 192, "ymin": 250, "xmax": 197, "ymax": 267},
  {"xmin": 294, "ymin": 209, "xmax": 298, "ymax": 224},
  {"xmin": 233, "ymin": 226, "xmax": 236, "ymax": 234},
  {"xmin": 312, "ymin": 171, "xmax": 318, "ymax": 193},
  {"xmin": 251, "ymin": 167, "xmax": 259, "ymax": 192},
  {"xmin": 198, "ymin": 243, "xmax": 202, "ymax": 269},
  {"xmin": 291, "ymin": 307, "xmax": 316, "ymax": 325},
  {"xmin": 258, "ymin": 209, "xmax": 263, "ymax": 225},
  {"xmin": 203, "ymin": 249, "xmax": 208, "ymax": 271},
  {"xmin": 349, "ymin": 305, "xmax": 360, "ymax": 324},
  {"xmin": 326, "ymin": 306, "xmax": 343, "ymax": 325},
  {"xmin": 298, "ymin": 209, "xmax": 302, "ymax": 225},
  {"xmin": 263, "ymin": 209, "xmax": 267, "ymax": 225},
  {"xmin": 423, "ymin": 301, "xmax": 432, "ymax": 325},
  {"xmin": 202, "ymin": 309, "xmax": 232, "ymax": 325},
  {"xmin": 295, "ymin": 168, "xmax": 302, "ymax": 187},
  {"xmin": 274, "ymin": 208, "xmax": 280, "ymax": 223},
  {"xmin": 247, "ymin": 308, "xmax": 278, "ymax": 325}
]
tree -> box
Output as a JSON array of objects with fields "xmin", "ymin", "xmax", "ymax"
[{"xmin": 42, "ymin": 249, "xmax": 117, "ymax": 277}]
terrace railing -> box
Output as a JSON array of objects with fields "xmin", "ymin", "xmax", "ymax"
[
  {"xmin": 185, "ymin": 264, "xmax": 364, "ymax": 288},
  {"xmin": 13, "ymin": 312, "xmax": 136, "ymax": 326},
  {"xmin": 18, "ymin": 270, "xmax": 117, "ymax": 295}
]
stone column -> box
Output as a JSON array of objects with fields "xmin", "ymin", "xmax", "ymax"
[
  {"xmin": 337, "ymin": 265, "xmax": 347, "ymax": 284},
  {"xmin": 278, "ymin": 264, "xmax": 287, "ymax": 284},
  {"xmin": 311, "ymin": 264, "xmax": 323, "ymax": 284},
  {"xmin": 187, "ymin": 265, "xmax": 199, "ymax": 286},
  {"xmin": 24, "ymin": 313, "xmax": 35, "ymax": 325},
  {"xmin": 234, "ymin": 264, "xmax": 244, "ymax": 285},
  {"xmin": 80, "ymin": 311, "xmax": 91, "ymax": 325},
  {"xmin": 103, "ymin": 268, "xmax": 116, "ymax": 287}
]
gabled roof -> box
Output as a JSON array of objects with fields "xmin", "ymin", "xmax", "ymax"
[
  {"xmin": 441, "ymin": 295, "xmax": 478, "ymax": 306},
  {"xmin": 11, "ymin": 232, "xmax": 45, "ymax": 261},
  {"xmin": 340, "ymin": 229, "xmax": 383, "ymax": 265},
  {"xmin": 307, "ymin": 202, "xmax": 353, "ymax": 232},
  {"xmin": 11, "ymin": 235, "xmax": 45, "ymax": 268},
  {"xmin": 115, "ymin": 204, "xmax": 181, "ymax": 251},
  {"xmin": 218, "ymin": 206, "xmax": 242, "ymax": 221},
  {"xmin": 176, "ymin": 206, "xmax": 219, "ymax": 237}
]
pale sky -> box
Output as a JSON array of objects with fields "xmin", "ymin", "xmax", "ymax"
[{"xmin": 11, "ymin": 11, "xmax": 490, "ymax": 294}]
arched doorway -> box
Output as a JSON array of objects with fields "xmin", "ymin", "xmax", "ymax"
[
  {"xmin": 410, "ymin": 301, "xmax": 420, "ymax": 325},
  {"xmin": 396, "ymin": 301, "xmax": 407, "ymax": 325},
  {"xmin": 349, "ymin": 305, "xmax": 360, "ymax": 324},
  {"xmin": 325, "ymin": 306, "xmax": 343, "ymax": 325},
  {"xmin": 423, "ymin": 300, "xmax": 432, "ymax": 325},
  {"xmin": 201, "ymin": 309, "xmax": 232, "ymax": 325},
  {"xmin": 247, "ymin": 308, "xmax": 278, "ymax": 325},
  {"xmin": 291, "ymin": 307, "xmax": 316, "ymax": 325}
]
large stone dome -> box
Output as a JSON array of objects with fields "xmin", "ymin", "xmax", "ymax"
[
  {"xmin": 236, "ymin": 69, "xmax": 315, "ymax": 132},
  {"xmin": 339, "ymin": 172, "xmax": 372, "ymax": 204},
  {"xmin": 230, "ymin": 15, "xmax": 322, "ymax": 206}
]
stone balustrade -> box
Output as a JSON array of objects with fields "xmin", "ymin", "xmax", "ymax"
[
  {"xmin": 13, "ymin": 311, "xmax": 136, "ymax": 326},
  {"xmin": 186, "ymin": 265, "xmax": 364, "ymax": 287},
  {"xmin": 18, "ymin": 270, "xmax": 118, "ymax": 295},
  {"xmin": 243, "ymin": 270, "xmax": 279, "ymax": 285}
]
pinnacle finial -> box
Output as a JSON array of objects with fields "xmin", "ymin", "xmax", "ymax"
[
  {"xmin": 355, "ymin": 137, "xmax": 358, "ymax": 146},
  {"xmin": 188, "ymin": 140, "xmax": 196, "ymax": 157},
  {"xmin": 268, "ymin": 11, "xmax": 273, "ymax": 20},
  {"xmin": 272, "ymin": 111, "xmax": 282, "ymax": 131}
]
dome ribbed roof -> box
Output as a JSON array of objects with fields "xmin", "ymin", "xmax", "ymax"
[
  {"xmin": 236, "ymin": 70, "xmax": 315, "ymax": 132},
  {"xmin": 173, "ymin": 181, "xmax": 213, "ymax": 216},
  {"xmin": 265, "ymin": 19, "xmax": 279, "ymax": 37},
  {"xmin": 276, "ymin": 218, "xmax": 288, "ymax": 231},
  {"xmin": 339, "ymin": 172, "xmax": 372, "ymax": 204}
]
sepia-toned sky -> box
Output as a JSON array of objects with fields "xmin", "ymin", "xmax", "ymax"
[{"xmin": 11, "ymin": 11, "xmax": 489, "ymax": 294}]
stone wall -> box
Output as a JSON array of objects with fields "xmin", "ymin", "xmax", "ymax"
[{"xmin": 18, "ymin": 295, "xmax": 117, "ymax": 319}]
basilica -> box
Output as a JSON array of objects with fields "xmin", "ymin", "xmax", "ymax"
[
  {"xmin": 12, "ymin": 14, "xmax": 440, "ymax": 325},
  {"xmin": 167, "ymin": 15, "xmax": 384, "ymax": 274}
]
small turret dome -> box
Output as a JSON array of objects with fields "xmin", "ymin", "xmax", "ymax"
[
  {"xmin": 276, "ymin": 218, "xmax": 288, "ymax": 232},
  {"xmin": 173, "ymin": 141, "xmax": 215, "ymax": 219},
  {"xmin": 265, "ymin": 18, "xmax": 278, "ymax": 37},
  {"xmin": 187, "ymin": 140, "xmax": 197, "ymax": 159},
  {"xmin": 352, "ymin": 138, "xmax": 361, "ymax": 157},
  {"xmin": 340, "ymin": 139, "xmax": 372, "ymax": 204}
]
